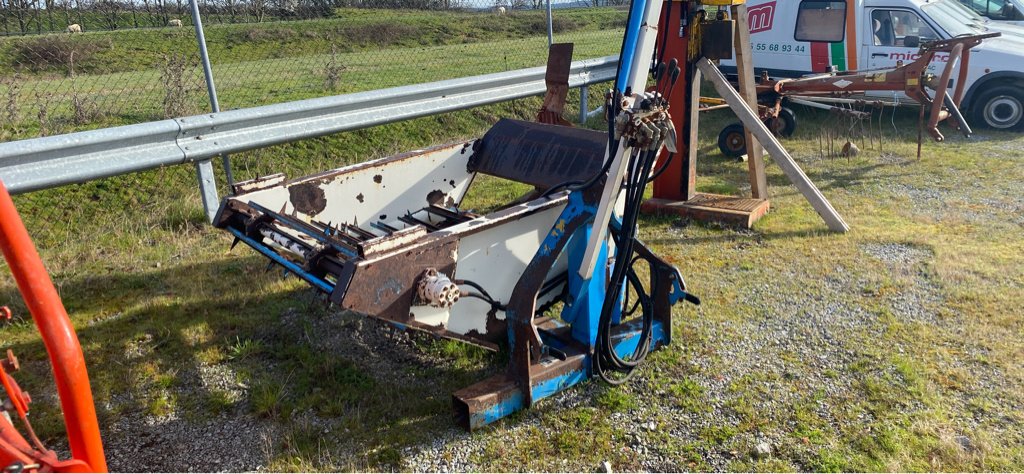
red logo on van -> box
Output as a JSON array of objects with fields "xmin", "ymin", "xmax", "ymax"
[{"xmin": 748, "ymin": 1, "xmax": 776, "ymax": 34}]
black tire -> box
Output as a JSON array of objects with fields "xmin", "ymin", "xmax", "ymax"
[
  {"xmin": 718, "ymin": 123, "xmax": 746, "ymax": 158},
  {"xmin": 971, "ymin": 85, "xmax": 1024, "ymax": 131},
  {"xmin": 765, "ymin": 106, "xmax": 798, "ymax": 137}
]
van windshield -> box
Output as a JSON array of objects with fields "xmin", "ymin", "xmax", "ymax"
[{"xmin": 922, "ymin": 0, "xmax": 989, "ymax": 36}]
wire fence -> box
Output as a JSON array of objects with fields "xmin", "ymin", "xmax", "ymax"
[{"xmin": 0, "ymin": 1, "xmax": 624, "ymax": 142}]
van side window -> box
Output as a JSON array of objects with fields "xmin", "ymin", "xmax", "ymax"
[
  {"xmin": 871, "ymin": 10, "xmax": 938, "ymax": 47},
  {"xmin": 794, "ymin": 0, "xmax": 847, "ymax": 43}
]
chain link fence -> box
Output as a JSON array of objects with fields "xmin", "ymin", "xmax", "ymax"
[{"xmin": 1, "ymin": 0, "xmax": 624, "ymax": 141}]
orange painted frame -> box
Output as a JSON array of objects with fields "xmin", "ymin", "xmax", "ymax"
[{"xmin": 0, "ymin": 180, "xmax": 107, "ymax": 473}]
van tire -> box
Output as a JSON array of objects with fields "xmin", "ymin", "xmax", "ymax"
[
  {"xmin": 972, "ymin": 85, "xmax": 1024, "ymax": 131},
  {"xmin": 765, "ymin": 107, "xmax": 797, "ymax": 137},
  {"xmin": 718, "ymin": 123, "xmax": 747, "ymax": 158}
]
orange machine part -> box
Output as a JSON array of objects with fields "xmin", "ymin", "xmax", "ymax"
[
  {"xmin": 0, "ymin": 180, "xmax": 107, "ymax": 473},
  {"xmin": 652, "ymin": 0, "xmax": 695, "ymax": 201}
]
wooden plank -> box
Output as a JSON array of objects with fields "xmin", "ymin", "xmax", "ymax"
[
  {"xmin": 697, "ymin": 58, "xmax": 850, "ymax": 233},
  {"xmin": 685, "ymin": 68, "xmax": 702, "ymax": 199},
  {"xmin": 732, "ymin": 3, "xmax": 769, "ymax": 200},
  {"xmin": 642, "ymin": 193, "xmax": 770, "ymax": 229}
]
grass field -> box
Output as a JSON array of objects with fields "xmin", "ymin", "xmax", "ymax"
[{"xmin": 0, "ymin": 7, "xmax": 624, "ymax": 139}]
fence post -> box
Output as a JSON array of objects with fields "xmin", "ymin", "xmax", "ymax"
[
  {"xmin": 545, "ymin": 0, "xmax": 553, "ymax": 47},
  {"xmin": 189, "ymin": 0, "xmax": 230, "ymax": 222},
  {"xmin": 578, "ymin": 85, "xmax": 589, "ymax": 124}
]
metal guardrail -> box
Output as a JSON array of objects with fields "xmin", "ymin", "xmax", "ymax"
[{"xmin": 0, "ymin": 55, "xmax": 618, "ymax": 197}]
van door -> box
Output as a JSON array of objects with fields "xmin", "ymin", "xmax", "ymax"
[
  {"xmin": 864, "ymin": 8, "xmax": 946, "ymax": 99},
  {"xmin": 866, "ymin": 8, "xmax": 942, "ymax": 68}
]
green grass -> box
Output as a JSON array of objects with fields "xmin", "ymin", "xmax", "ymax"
[
  {"xmin": 0, "ymin": 7, "xmax": 624, "ymax": 139},
  {"xmin": 0, "ymin": 18, "xmax": 1022, "ymax": 470}
]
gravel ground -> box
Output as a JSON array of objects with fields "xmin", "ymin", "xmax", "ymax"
[
  {"xmin": 103, "ymin": 414, "xmax": 279, "ymax": 472},
  {"xmin": 55, "ymin": 231, "xmax": 1008, "ymax": 472}
]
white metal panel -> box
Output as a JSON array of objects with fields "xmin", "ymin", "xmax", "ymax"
[
  {"xmin": 409, "ymin": 202, "xmax": 569, "ymax": 336},
  {"xmin": 231, "ymin": 142, "xmax": 476, "ymax": 233}
]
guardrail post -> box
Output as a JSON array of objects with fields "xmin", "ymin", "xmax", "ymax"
[
  {"xmin": 189, "ymin": 0, "xmax": 228, "ymax": 222},
  {"xmin": 578, "ymin": 85, "xmax": 589, "ymax": 124},
  {"xmin": 545, "ymin": 0, "xmax": 553, "ymax": 47}
]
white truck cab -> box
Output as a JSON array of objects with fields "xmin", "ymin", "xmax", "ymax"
[
  {"xmin": 727, "ymin": 0, "xmax": 1024, "ymax": 130},
  {"xmin": 956, "ymin": 0, "xmax": 1024, "ymax": 25}
]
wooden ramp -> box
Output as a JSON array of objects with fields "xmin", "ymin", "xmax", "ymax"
[{"xmin": 641, "ymin": 193, "xmax": 770, "ymax": 229}]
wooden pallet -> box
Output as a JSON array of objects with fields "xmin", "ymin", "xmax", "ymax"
[{"xmin": 641, "ymin": 193, "xmax": 770, "ymax": 229}]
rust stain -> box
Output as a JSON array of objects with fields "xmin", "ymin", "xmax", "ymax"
[
  {"xmin": 288, "ymin": 183, "xmax": 327, "ymax": 216},
  {"xmin": 427, "ymin": 190, "xmax": 445, "ymax": 206}
]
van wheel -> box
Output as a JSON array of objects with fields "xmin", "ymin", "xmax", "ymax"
[
  {"xmin": 764, "ymin": 107, "xmax": 797, "ymax": 137},
  {"xmin": 718, "ymin": 123, "xmax": 747, "ymax": 158},
  {"xmin": 973, "ymin": 85, "xmax": 1024, "ymax": 131}
]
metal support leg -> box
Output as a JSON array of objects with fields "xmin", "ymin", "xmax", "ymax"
[
  {"xmin": 578, "ymin": 85, "xmax": 589, "ymax": 124},
  {"xmin": 545, "ymin": 0, "xmax": 554, "ymax": 48},
  {"xmin": 190, "ymin": 0, "xmax": 233, "ymax": 211},
  {"xmin": 195, "ymin": 160, "xmax": 219, "ymax": 222}
]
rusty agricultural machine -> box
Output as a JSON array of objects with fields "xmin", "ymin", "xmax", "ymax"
[
  {"xmin": 714, "ymin": 32, "xmax": 999, "ymax": 158},
  {"xmin": 215, "ymin": 105, "xmax": 700, "ymax": 429}
]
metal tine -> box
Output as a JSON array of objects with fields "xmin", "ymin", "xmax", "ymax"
[
  {"xmin": 342, "ymin": 222, "xmax": 377, "ymax": 240},
  {"xmin": 371, "ymin": 221, "xmax": 399, "ymax": 235},
  {"xmin": 399, "ymin": 213, "xmax": 440, "ymax": 231},
  {"xmin": 248, "ymin": 201, "xmax": 359, "ymax": 257},
  {"xmin": 312, "ymin": 219, "xmax": 375, "ymax": 242},
  {"xmin": 423, "ymin": 205, "xmax": 472, "ymax": 225}
]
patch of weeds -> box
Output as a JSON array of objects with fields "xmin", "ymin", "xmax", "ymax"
[
  {"xmin": 251, "ymin": 379, "xmax": 289, "ymax": 418},
  {"xmin": 153, "ymin": 369, "xmax": 178, "ymax": 390},
  {"xmin": 700, "ymin": 424, "xmax": 737, "ymax": 445},
  {"xmin": 808, "ymin": 447, "xmax": 847, "ymax": 472},
  {"xmin": 13, "ymin": 36, "xmax": 104, "ymax": 74},
  {"xmin": 1, "ymin": 74, "xmax": 20, "ymax": 127},
  {"xmin": 371, "ymin": 446, "xmax": 403, "ymax": 469},
  {"xmin": 205, "ymin": 389, "xmax": 235, "ymax": 415},
  {"xmin": 322, "ymin": 39, "xmax": 346, "ymax": 91},
  {"xmin": 160, "ymin": 53, "xmax": 199, "ymax": 118},
  {"xmin": 148, "ymin": 391, "xmax": 177, "ymax": 417},
  {"xmin": 226, "ymin": 336, "xmax": 265, "ymax": 361},
  {"xmin": 418, "ymin": 337, "xmax": 493, "ymax": 370},
  {"xmin": 340, "ymin": 23, "xmax": 421, "ymax": 47},
  {"xmin": 595, "ymin": 386, "xmax": 638, "ymax": 412},
  {"xmin": 196, "ymin": 345, "xmax": 226, "ymax": 365},
  {"xmin": 669, "ymin": 376, "xmax": 707, "ymax": 412}
]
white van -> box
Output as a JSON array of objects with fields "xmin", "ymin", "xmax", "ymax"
[
  {"xmin": 724, "ymin": 0, "xmax": 1024, "ymax": 130},
  {"xmin": 956, "ymin": 0, "xmax": 1024, "ymax": 25}
]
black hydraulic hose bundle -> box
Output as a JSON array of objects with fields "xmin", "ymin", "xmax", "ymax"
[{"xmin": 593, "ymin": 145, "xmax": 661, "ymax": 384}]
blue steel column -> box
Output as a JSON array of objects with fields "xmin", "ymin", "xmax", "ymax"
[{"xmin": 616, "ymin": 0, "xmax": 649, "ymax": 92}]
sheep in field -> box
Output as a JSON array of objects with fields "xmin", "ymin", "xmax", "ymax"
[
  {"xmin": 168, "ymin": 19, "xmax": 183, "ymax": 27},
  {"xmin": 65, "ymin": 23, "xmax": 82, "ymax": 33},
  {"xmin": 495, "ymin": 6, "xmax": 506, "ymax": 15}
]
